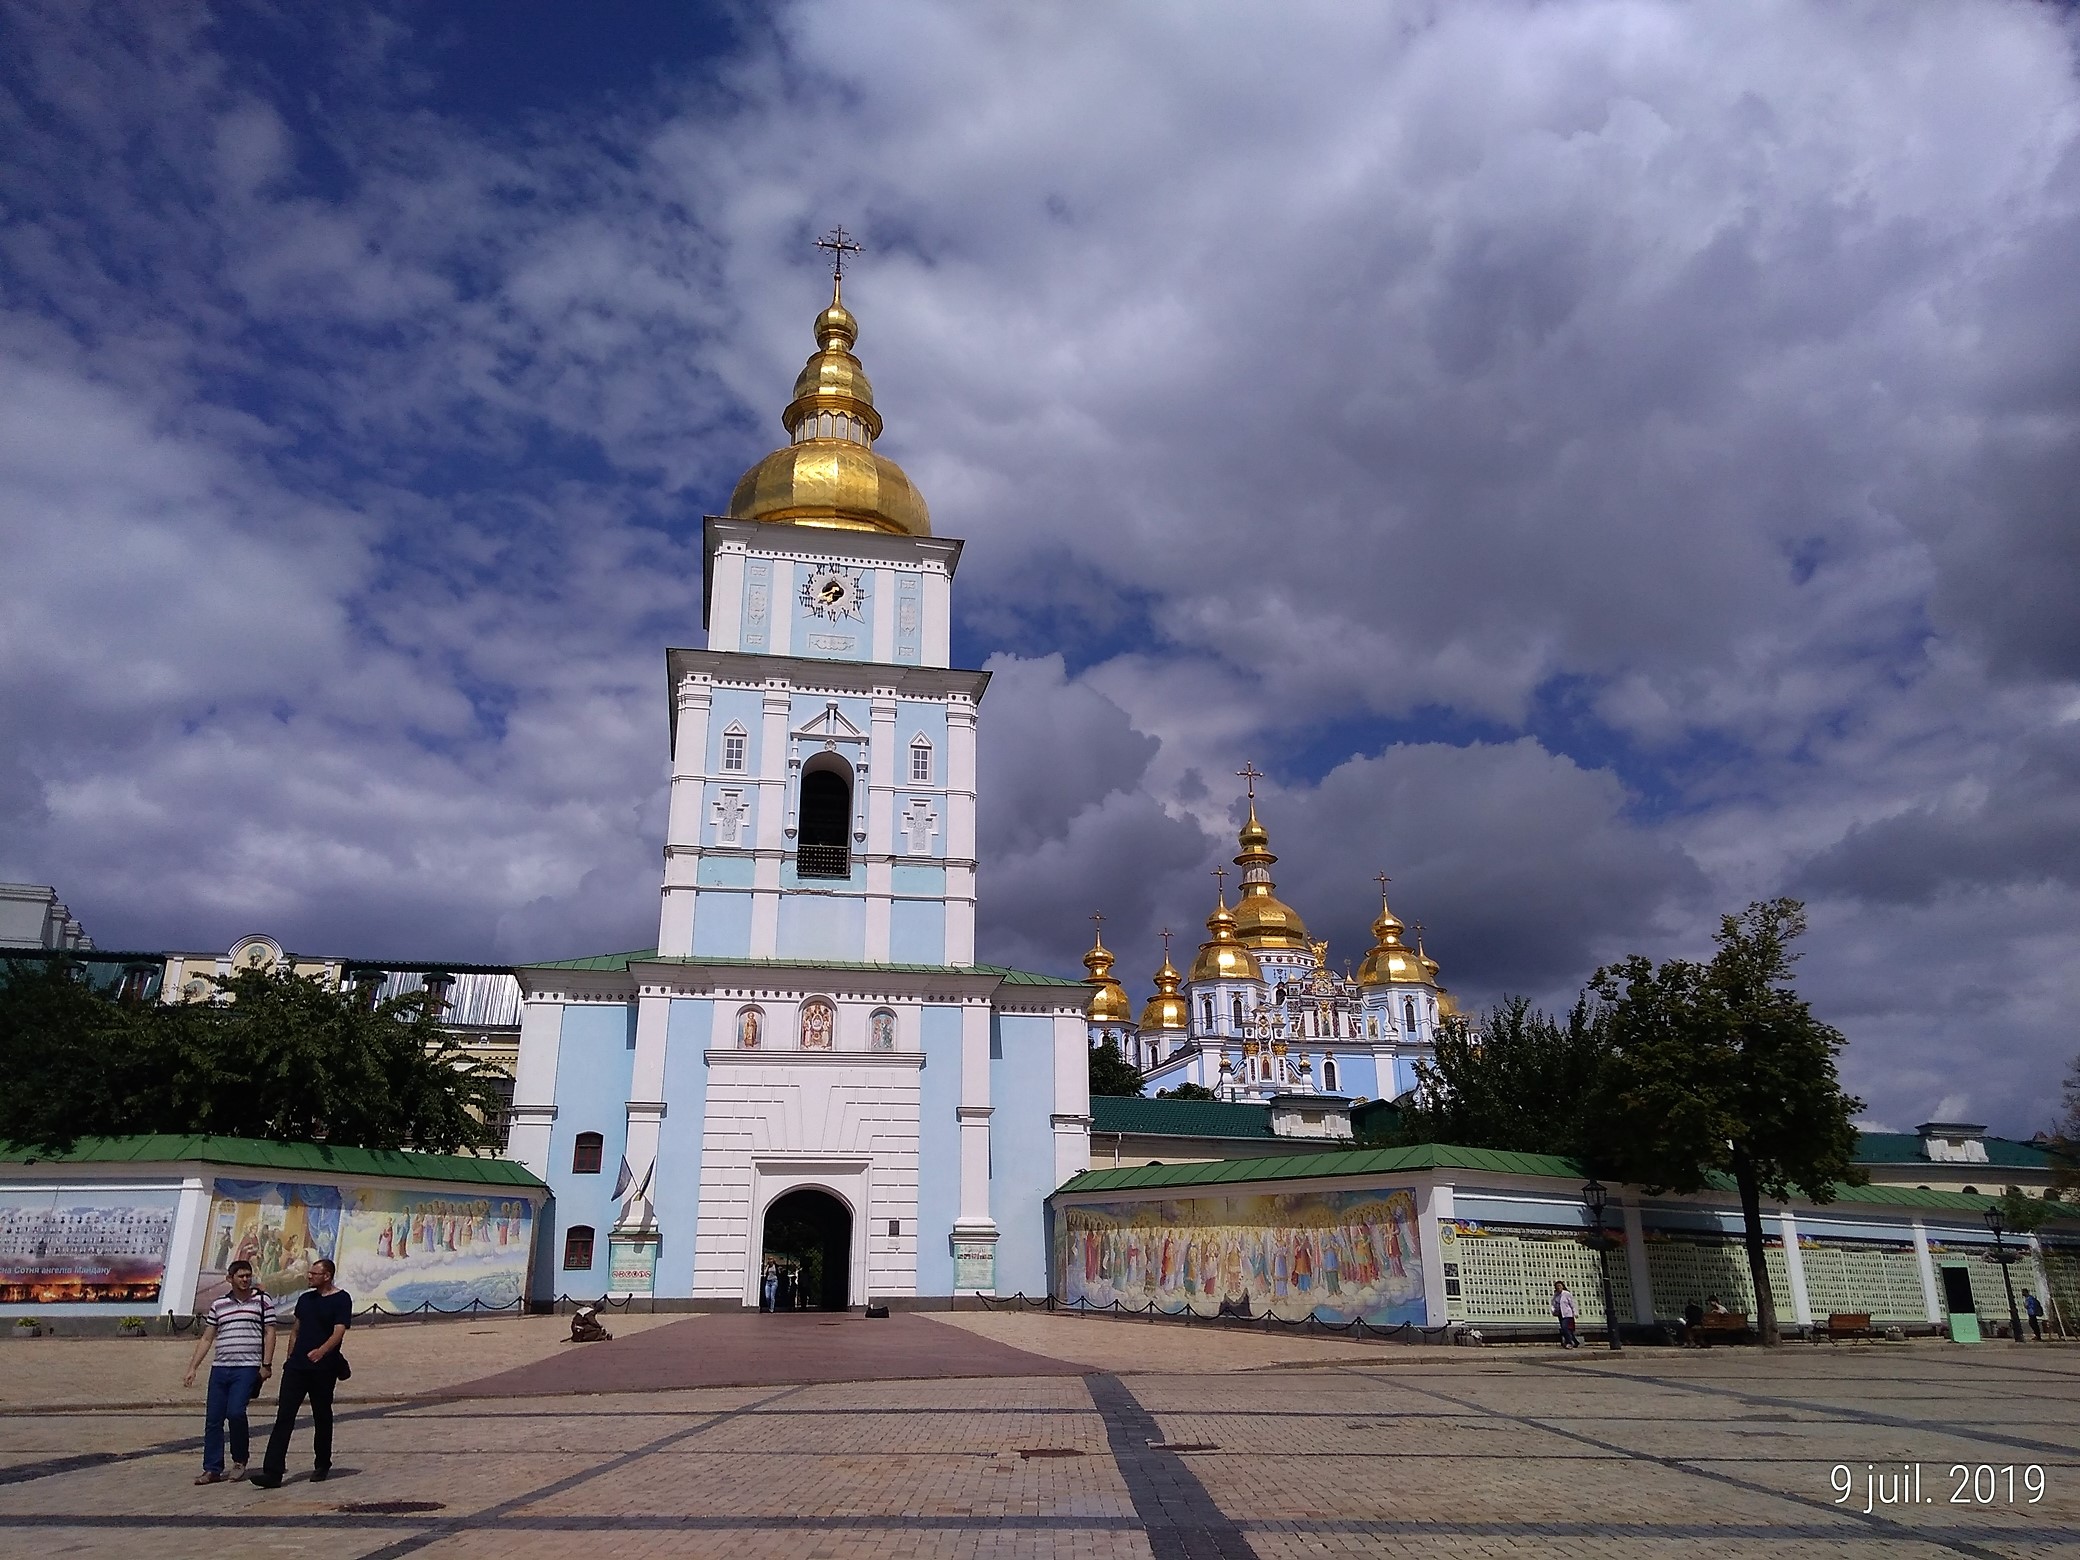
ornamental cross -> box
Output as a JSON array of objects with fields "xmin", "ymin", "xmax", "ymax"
[
  {"xmin": 1375, "ymin": 871, "xmax": 1391, "ymax": 894},
  {"xmin": 1211, "ymin": 866, "xmax": 1227, "ymax": 901},
  {"xmin": 1159, "ymin": 927, "xmax": 1173, "ymax": 956},
  {"xmin": 1237, "ymin": 761, "xmax": 1263, "ymax": 799},
  {"xmin": 816, "ymin": 225, "xmax": 863, "ymax": 281}
]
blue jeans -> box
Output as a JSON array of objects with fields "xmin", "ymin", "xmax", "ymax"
[{"xmin": 202, "ymin": 1365, "xmax": 262, "ymax": 1472}]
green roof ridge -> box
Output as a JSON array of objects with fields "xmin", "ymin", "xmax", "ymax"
[{"xmin": 0, "ymin": 1134, "xmax": 546, "ymax": 1189}]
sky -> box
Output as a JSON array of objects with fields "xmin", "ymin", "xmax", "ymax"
[{"xmin": 3, "ymin": 0, "xmax": 2078, "ymax": 1135}]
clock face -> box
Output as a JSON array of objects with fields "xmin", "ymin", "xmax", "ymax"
[{"xmin": 800, "ymin": 567, "xmax": 865, "ymax": 621}]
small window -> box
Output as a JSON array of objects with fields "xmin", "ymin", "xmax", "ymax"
[
  {"xmin": 1403, "ymin": 997, "xmax": 1417, "ymax": 1031},
  {"xmin": 1961, "ymin": 1185, "xmax": 1978, "ymax": 1196},
  {"xmin": 572, "ymin": 1132, "xmax": 604, "ymax": 1175},
  {"xmin": 562, "ymin": 1225, "xmax": 595, "ymax": 1270},
  {"xmin": 722, "ymin": 725, "xmax": 747, "ymax": 773},
  {"xmin": 1201, "ymin": 996, "xmax": 1214, "ymax": 1029},
  {"xmin": 909, "ymin": 738, "xmax": 933, "ymax": 785},
  {"xmin": 1323, "ymin": 1058, "xmax": 1338, "ymax": 1091},
  {"xmin": 1231, "ymin": 996, "xmax": 1244, "ymax": 1029}
]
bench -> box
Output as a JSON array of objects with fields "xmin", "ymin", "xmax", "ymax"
[
  {"xmin": 1694, "ymin": 1311, "xmax": 1751, "ymax": 1344},
  {"xmin": 1824, "ymin": 1311, "xmax": 1873, "ymax": 1342}
]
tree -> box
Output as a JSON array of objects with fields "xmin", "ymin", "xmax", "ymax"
[
  {"xmin": 1155, "ymin": 1082, "xmax": 1218, "ymax": 1101},
  {"xmin": 2048, "ymin": 1056, "xmax": 2080, "ymax": 1200},
  {"xmin": 1402, "ymin": 998, "xmax": 1611, "ymax": 1162},
  {"xmin": 1591, "ymin": 899, "xmax": 1864, "ymax": 1347},
  {"xmin": 0, "ymin": 956, "xmax": 505, "ymax": 1154},
  {"xmin": 1087, "ymin": 1038, "xmax": 1144, "ymax": 1098}
]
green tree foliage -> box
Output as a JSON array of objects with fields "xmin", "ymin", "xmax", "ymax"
[
  {"xmin": 1402, "ymin": 997, "xmax": 1611, "ymax": 1162},
  {"xmin": 1155, "ymin": 1082, "xmax": 1218, "ymax": 1101},
  {"xmin": 1087, "ymin": 1038, "xmax": 1145, "ymax": 1098},
  {"xmin": 0, "ymin": 957, "xmax": 505, "ymax": 1155},
  {"xmin": 2049, "ymin": 1057, "xmax": 2080, "ymax": 1200},
  {"xmin": 1591, "ymin": 899, "xmax": 1864, "ymax": 1346}
]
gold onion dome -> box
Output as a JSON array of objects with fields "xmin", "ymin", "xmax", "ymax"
[
  {"xmin": 1139, "ymin": 948, "xmax": 1189, "ymax": 1033},
  {"xmin": 726, "ymin": 279, "xmax": 931, "ymax": 537},
  {"xmin": 1189, "ymin": 892, "xmax": 1262, "ymax": 983},
  {"xmin": 1081, "ymin": 928, "xmax": 1133, "ymax": 1026},
  {"xmin": 1357, "ymin": 887, "xmax": 1432, "ymax": 987},
  {"xmin": 1230, "ymin": 800, "xmax": 1310, "ymax": 950}
]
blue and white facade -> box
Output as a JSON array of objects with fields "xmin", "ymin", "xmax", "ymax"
[{"xmin": 504, "ymin": 286, "xmax": 1091, "ymax": 1307}]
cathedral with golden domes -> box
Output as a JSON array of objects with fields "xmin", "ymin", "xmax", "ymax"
[{"xmin": 1082, "ymin": 780, "xmax": 1460, "ymax": 1105}]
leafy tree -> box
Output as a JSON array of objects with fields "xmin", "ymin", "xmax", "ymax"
[
  {"xmin": 1996, "ymin": 1184, "xmax": 2054, "ymax": 1234},
  {"xmin": 1402, "ymin": 999, "xmax": 1612, "ymax": 1162},
  {"xmin": 1155, "ymin": 1082, "xmax": 1218, "ymax": 1101},
  {"xmin": 2048, "ymin": 1057, "xmax": 2080, "ymax": 1200},
  {"xmin": 1087, "ymin": 1038, "xmax": 1145, "ymax": 1098},
  {"xmin": 1591, "ymin": 899, "xmax": 1864, "ymax": 1347},
  {"xmin": 0, "ymin": 957, "xmax": 504, "ymax": 1154}
]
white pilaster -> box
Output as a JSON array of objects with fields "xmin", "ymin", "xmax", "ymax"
[
  {"xmin": 1418, "ymin": 1180, "xmax": 1454, "ymax": 1329},
  {"xmin": 1776, "ymin": 1205, "xmax": 1813, "ymax": 1328},
  {"xmin": 505, "ymin": 999, "xmax": 566, "ymax": 1176},
  {"xmin": 161, "ymin": 1178, "xmax": 212, "ymax": 1316},
  {"xmin": 955, "ymin": 1001, "xmax": 995, "ymax": 1235},
  {"xmin": 944, "ymin": 697, "xmax": 978, "ymax": 964},
  {"xmin": 708, "ymin": 542, "xmax": 749, "ymax": 652},
  {"xmin": 1911, "ymin": 1219, "xmax": 1942, "ymax": 1324},
  {"xmin": 1051, "ymin": 1010, "xmax": 1091, "ymax": 1186},
  {"xmin": 922, "ymin": 565, "xmax": 951, "ymax": 667},
  {"xmin": 617, "ymin": 991, "xmax": 672, "ymax": 1234},
  {"xmin": 1620, "ymin": 1194, "xmax": 1654, "ymax": 1324},
  {"xmin": 750, "ymin": 683, "xmax": 792, "ymax": 957}
]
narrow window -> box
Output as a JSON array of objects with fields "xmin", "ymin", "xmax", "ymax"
[
  {"xmin": 910, "ymin": 737, "xmax": 933, "ymax": 785},
  {"xmin": 1324, "ymin": 1058, "xmax": 1339, "ymax": 1092},
  {"xmin": 1231, "ymin": 996, "xmax": 1244, "ymax": 1029},
  {"xmin": 722, "ymin": 726, "xmax": 747, "ymax": 773},
  {"xmin": 1201, "ymin": 996, "xmax": 1214, "ymax": 1029},
  {"xmin": 796, "ymin": 755, "xmax": 852, "ymax": 878},
  {"xmin": 1403, "ymin": 997, "xmax": 1417, "ymax": 1032},
  {"xmin": 572, "ymin": 1132, "xmax": 604, "ymax": 1175},
  {"xmin": 562, "ymin": 1225, "xmax": 595, "ymax": 1270}
]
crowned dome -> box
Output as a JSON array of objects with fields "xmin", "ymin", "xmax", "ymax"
[
  {"xmin": 1357, "ymin": 889, "xmax": 1432, "ymax": 988},
  {"xmin": 1189, "ymin": 895, "xmax": 1262, "ymax": 983},
  {"xmin": 725, "ymin": 280, "xmax": 931, "ymax": 537},
  {"xmin": 1230, "ymin": 800, "xmax": 1310, "ymax": 950},
  {"xmin": 1082, "ymin": 928, "xmax": 1134, "ymax": 1026},
  {"xmin": 1139, "ymin": 948, "xmax": 1189, "ymax": 1032}
]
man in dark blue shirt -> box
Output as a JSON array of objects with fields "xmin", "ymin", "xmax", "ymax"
[{"xmin": 250, "ymin": 1258, "xmax": 351, "ymax": 1488}]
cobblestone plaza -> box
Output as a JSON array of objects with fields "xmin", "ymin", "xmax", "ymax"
[{"xmin": 2, "ymin": 1311, "xmax": 2077, "ymax": 1557}]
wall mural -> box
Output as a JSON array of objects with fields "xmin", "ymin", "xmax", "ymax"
[
  {"xmin": 737, "ymin": 1005, "xmax": 764, "ymax": 1049},
  {"xmin": 0, "ymin": 1189, "xmax": 179, "ymax": 1303},
  {"xmin": 799, "ymin": 997, "xmax": 835, "ymax": 1049},
  {"xmin": 1053, "ymin": 1188, "xmax": 1428, "ymax": 1327},
  {"xmin": 197, "ymin": 1179, "xmax": 536, "ymax": 1313}
]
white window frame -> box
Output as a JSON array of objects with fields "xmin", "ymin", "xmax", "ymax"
[
  {"xmin": 721, "ymin": 723, "xmax": 748, "ymax": 774},
  {"xmin": 908, "ymin": 736, "xmax": 933, "ymax": 785}
]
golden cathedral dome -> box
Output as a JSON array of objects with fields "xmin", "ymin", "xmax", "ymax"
[
  {"xmin": 1357, "ymin": 887, "xmax": 1433, "ymax": 988},
  {"xmin": 1230, "ymin": 799, "xmax": 1310, "ymax": 950},
  {"xmin": 725, "ymin": 279, "xmax": 932, "ymax": 537},
  {"xmin": 1189, "ymin": 893, "xmax": 1262, "ymax": 983},
  {"xmin": 1082, "ymin": 926, "xmax": 1133, "ymax": 1026},
  {"xmin": 1139, "ymin": 945, "xmax": 1189, "ymax": 1033}
]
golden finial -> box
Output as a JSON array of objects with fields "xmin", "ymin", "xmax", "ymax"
[
  {"xmin": 1090, "ymin": 909, "xmax": 1106, "ymax": 947},
  {"xmin": 816, "ymin": 224, "xmax": 862, "ymax": 284},
  {"xmin": 1237, "ymin": 761, "xmax": 1262, "ymax": 800},
  {"xmin": 1159, "ymin": 926, "xmax": 1173, "ymax": 956},
  {"xmin": 1212, "ymin": 866, "xmax": 1228, "ymax": 906}
]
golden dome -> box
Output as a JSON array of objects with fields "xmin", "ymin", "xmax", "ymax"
[
  {"xmin": 725, "ymin": 279, "xmax": 931, "ymax": 537},
  {"xmin": 1082, "ymin": 927, "xmax": 1134, "ymax": 1026},
  {"xmin": 1357, "ymin": 887, "xmax": 1433, "ymax": 988},
  {"xmin": 1189, "ymin": 893, "xmax": 1263, "ymax": 983},
  {"xmin": 1230, "ymin": 799, "xmax": 1310, "ymax": 949},
  {"xmin": 1139, "ymin": 947, "xmax": 1189, "ymax": 1032}
]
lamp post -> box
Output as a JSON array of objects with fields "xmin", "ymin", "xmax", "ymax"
[
  {"xmin": 1984, "ymin": 1204, "xmax": 2025, "ymax": 1345},
  {"xmin": 1583, "ymin": 1178, "xmax": 1623, "ymax": 1352}
]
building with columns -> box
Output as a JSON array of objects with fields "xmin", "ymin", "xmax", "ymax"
[{"xmin": 502, "ymin": 273, "xmax": 1090, "ymax": 1309}]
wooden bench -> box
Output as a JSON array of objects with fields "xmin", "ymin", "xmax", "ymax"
[
  {"xmin": 1694, "ymin": 1311, "xmax": 1751, "ymax": 1344},
  {"xmin": 1824, "ymin": 1311, "xmax": 1873, "ymax": 1342}
]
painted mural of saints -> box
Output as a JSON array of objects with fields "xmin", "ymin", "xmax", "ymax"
[
  {"xmin": 737, "ymin": 1006, "xmax": 763, "ymax": 1049},
  {"xmin": 870, "ymin": 1009, "xmax": 896, "ymax": 1052},
  {"xmin": 800, "ymin": 998, "xmax": 835, "ymax": 1049}
]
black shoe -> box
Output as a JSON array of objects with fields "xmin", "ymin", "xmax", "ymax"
[
  {"xmin": 311, "ymin": 1468, "xmax": 329, "ymax": 1483},
  {"xmin": 249, "ymin": 1474, "xmax": 281, "ymax": 1489}
]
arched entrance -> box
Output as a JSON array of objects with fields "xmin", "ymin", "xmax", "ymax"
[{"xmin": 760, "ymin": 1188, "xmax": 852, "ymax": 1311}]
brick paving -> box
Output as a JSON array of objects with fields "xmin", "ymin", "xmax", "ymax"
[{"xmin": 0, "ymin": 1318, "xmax": 2076, "ymax": 1557}]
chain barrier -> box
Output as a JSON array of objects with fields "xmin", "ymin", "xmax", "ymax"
[{"xmin": 977, "ymin": 1290, "xmax": 1455, "ymax": 1343}]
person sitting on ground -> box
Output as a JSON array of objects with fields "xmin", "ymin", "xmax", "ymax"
[{"xmin": 569, "ymin": 1301, "xmax": 613, "ymax": 1343}]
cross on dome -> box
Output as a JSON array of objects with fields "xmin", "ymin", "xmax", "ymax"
[
  {"xmin": 815, "ymin": 224, "xmax": 862, "ymax": 283},
  {"xmin": 1237, "ymin": 761, "xmax": 1263, "ymax": 800}
]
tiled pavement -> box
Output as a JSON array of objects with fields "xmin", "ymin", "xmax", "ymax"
[{"xmin": 2, "ymin": 1317, "xmax": 2078, "ymax": 1557}]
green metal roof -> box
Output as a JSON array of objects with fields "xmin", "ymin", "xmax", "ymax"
[
  {"xmin": 0, "ymin": 1135, "xmax": 546, "ymax": 1189},
  {"xmin": 1090, "ymin": 1096, "xmax": 1279, "ymax": 1139},
  {"xmin": 522, "ymin": 949, "xmax": 1074, "ymax": 986},
  {"xmin": 1853, "ymin": 1131, "xmax": 2065, "ymax": 1170}
]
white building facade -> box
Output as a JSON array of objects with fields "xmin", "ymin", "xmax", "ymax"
[{"xmin": 504, "ymin": 280, "xmax": 1090, "ymax": 1308}]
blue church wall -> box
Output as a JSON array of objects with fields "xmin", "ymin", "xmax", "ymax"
[
  {"xmin": 894, "ymin": 704, "xmax": 949, "ymax": 796},
  {"xmin": 706, "ymin": 688, "xmax": 764, "ymax": 771},
  {"xmin": 891, "ymin": 864, "xmax": 945, "ymax": 896},
  {"xmin": 696, "ymin": 854, "xmax": 755, "ymax": 888},
  {"xmin": 989, "ymin": 1012, "xmax": 1057, "ymax": 1297},
  {"xmin": 777, "ymin": 894, "xmax": 866, "ymax": 961},
  {"xmin": 888, "ymin": 899, "xmax": 946, "ymax": 965},
  {"xmin": 780, "ymin": 858, "xmax": 866, "ymax": 891},
  {"xmin": 915, "ymin": 1003, "xmax": 964, "ymax": 1295},
  {"xmin": 650, "ymin": 998, "xmax": 713, "ymax": 1297},
  {"xmin": 690, "ymin": 889, "xmax": 754, "ymax": 958},
  {"xmin": 544, "ymin": 1002, "xmax": 637, "ymax": 1293}
]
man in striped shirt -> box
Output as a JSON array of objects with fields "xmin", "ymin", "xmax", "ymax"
[{"xmin": 183, "ymin": 1260, "xmax": 278, "ymax": 1484}]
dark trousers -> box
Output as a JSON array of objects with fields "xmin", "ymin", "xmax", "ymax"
[
  {"xmin": 201, "ymin": 1365, "xmax": 261, "ymax": 1472},
  {"xmin": 2029, "ymin": 1315, "xmax": 2045, "ymax": 1341},
  {"xmin": 1558, "ymin": 1316, "xmax": 1579, "ymax": 1347},
  {"xmin": 260, "ymin": 1365, "xmax": 335, "ymax": 1478}
]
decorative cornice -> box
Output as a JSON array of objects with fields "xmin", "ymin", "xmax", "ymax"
[{"xmin": 704, "ymin": 1048, "xmax": 925, "ymax": 1069}]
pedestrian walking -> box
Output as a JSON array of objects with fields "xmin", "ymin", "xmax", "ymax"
[
  {"xmin": 1553, "ymin": 1281, "xmax": 1580, "ymax": 1348},
  {"xmin": 2024, "ymin": 1290, "xmax": 2045, "ymax": 1342},
  {"xmin": 182, "ymin": 1259, "xmax": 277, "ymax": 1484},
  {"xmin": 250, "ymin": 1259, "xmax": 352, "ymax": 1488},
  {"xmin": 761, "ymin": 1264, "xmax": 779, "ymax": 1312}
]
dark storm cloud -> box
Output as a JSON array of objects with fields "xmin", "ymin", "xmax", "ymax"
[{"xmin": 2, "ymin": 0, "xmax": 2077, "ymax": 1135}]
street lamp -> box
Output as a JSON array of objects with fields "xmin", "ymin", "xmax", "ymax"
[
  {"xmin": 1984, "ymin": 1204, "xmax": 2026, "ymax": 1345},
  {"xmin": 1583, "ymin": 1178, "xmax": 1623, "ymax": 1352}
]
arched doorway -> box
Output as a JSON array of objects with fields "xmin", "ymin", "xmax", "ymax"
[{"xmin": 760, "ymin": 1188, "xmax": 852, "ymax": 1311}]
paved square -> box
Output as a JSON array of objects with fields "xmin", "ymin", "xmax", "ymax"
[{"xmin": 2, "ymin": 1314, "xmax": 2076, "ymax": 1557}]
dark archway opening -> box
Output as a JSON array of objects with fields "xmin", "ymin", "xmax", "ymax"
[
  {"xmin": 760, "ymin": 1188, "xmax": 852, "ymax": 1311},
  {"xmin": 797, "ymin": 765, "xmax": 851, "ymax": 877}
]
